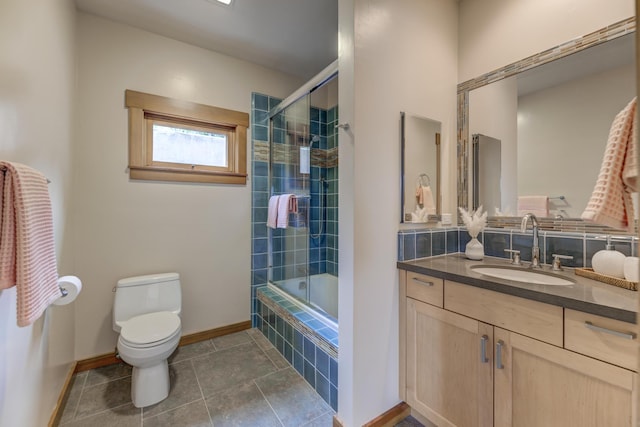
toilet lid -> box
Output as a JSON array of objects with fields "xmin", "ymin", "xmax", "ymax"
[{"xmin": 120, "ymin": 312, "xmax": 181, "ymax": 346}]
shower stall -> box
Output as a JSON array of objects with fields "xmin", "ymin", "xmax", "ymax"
[
  {"xmin": 252, "ymin": 60, "xmax": 339, "ymax": 410},
  {"xmin": 267, "ymin": 61, "xmax": 339, "ymax": 324}
]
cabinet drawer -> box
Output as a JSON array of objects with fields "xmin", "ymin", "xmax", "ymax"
[
  {"xmin": 444, "ymin": 280, "xmax": 563, "ymax": 346},
  {"xmin": 406, "ymin": 272, "xmax": 443, "ymax": 308},
  {"xmin": 565, "ymin": 309, "xmax": 637, "ymax": 371}
]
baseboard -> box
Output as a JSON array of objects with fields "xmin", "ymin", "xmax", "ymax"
[
  {"xmin": 76, "ymin": 352, "xmax": 121, "ymax": 372},
  {"xmin": 363, "ymin": 401, "xmax": 411, "ymax": 427},
  {"xmin": 179, "ymin": 320, "xmax": 251, "ymax": 346},
  {"xmin": 332, "ymin": 402, "xmax": 411, "ymax": 427},
  {"xmin": 75, "ymin": 320, "xmax": 252, "ymax": 372},
  {"xmin": 48, "ymin": 361, "xmax": 77, "ymax": 427}
]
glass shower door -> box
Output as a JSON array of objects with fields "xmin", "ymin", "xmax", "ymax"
[{"xmin": 268, "ymin": 94, "xmax": 311, "ymax": 303}]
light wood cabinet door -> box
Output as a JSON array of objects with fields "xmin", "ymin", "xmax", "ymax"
[
  {"xmin": 494, "ymin": 327, "xmax": 636, "ymax": 427},
  {"xmin": 406, "ymin": 297, "xmax": 493, "ymax": 427}
]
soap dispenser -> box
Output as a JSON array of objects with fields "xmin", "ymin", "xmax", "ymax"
[{"xmin": 591, "ymin": 236, "xmax": 626, "ymax": 278}]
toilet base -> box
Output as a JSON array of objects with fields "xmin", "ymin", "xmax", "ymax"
[{"xmin": 131, "ymin": 360, "xmax": 170, "ymax": 408}]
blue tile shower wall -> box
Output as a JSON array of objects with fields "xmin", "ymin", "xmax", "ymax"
[
  {"xmin": 251, "ymin": 93, "xmax": 339, "ymax": 409},
  {"xmin": 308, "ymin": 105, "xmax": 339, "ymax": 277},
  {"xmin": 251, "ymin": 93, "xmax": 339, "ymax": 316},
  {"xmin": 399, "ymin": 227, "xmax": 638, "ymax": 266},
  {"xmin": 325, "ymin": 106, "xmax": 339, "ymax": 277},
  {"xmin": 251, "ymin": 92, "xmax": 276, "ymax": 324},
  {"xmin": 270, "ymin": 98, "xmax": 309, "ymax": 283},
  {"xmin": 253, "ymin": 96, "xmax": 339, "ymax": 287},
  {"xmin": 309, "ymin": 106, "xmax": 338, "ymax": 276}
]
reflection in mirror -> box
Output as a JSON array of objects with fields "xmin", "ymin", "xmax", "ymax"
[
  {"xmin": 459, "ymin": 19, "xmax": 637, "ymax": 233},
  {"xmin": 401, "ymin": 112, "xmax": 441, "ymax": 223},
  {"xmin": 472, "ymin": 134, "xmax": 501, "ymax": 212}
]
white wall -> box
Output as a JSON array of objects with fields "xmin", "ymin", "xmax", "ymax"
[
  {"xmin": 0, "ymin": 0, "xmax": 77, "ymax": 425},
  {"xmin": 73, "ymin": 13, "xmax": 303, "ymax": 359},
  {"xmin": 459, "ymin": 0, "xmax": 634, "ymax": 81},
  {"xmin": 337, "ymin": 0, "xmax": 356, "ymax": 424},
  {"xmin": 518, "ymin": 64, "xmax": 635, "ymax": 217},
  {"xmin": 338, "ymin": 0, "xmax": 459, "ymax": 425}
]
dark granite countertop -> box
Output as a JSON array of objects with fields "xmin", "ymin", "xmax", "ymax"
[{"xmin": 397, "ymin": 254, "xmax": 637, "ymax": 324}]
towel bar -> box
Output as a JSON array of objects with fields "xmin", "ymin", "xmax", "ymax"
[
  {"xmin": 1, "ymin": 165, "xmax": 51, "ymax": 183},
  {"xmin": 272, "ymin": 194, "xmax": 310, "ymax": 199}
]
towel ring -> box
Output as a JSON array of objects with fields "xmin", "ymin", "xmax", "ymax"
[{"xmin": 416, "ymin": 173, "xmax": 431, "ymax": 188}]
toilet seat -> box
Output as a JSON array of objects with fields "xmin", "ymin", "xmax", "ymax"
[{"xmin": 119, "ymin": 311, "xmax": 181, "ymax": 349}]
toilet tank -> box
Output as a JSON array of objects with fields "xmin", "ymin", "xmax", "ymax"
[{"xmin": 113, "ymin": 272, "xmax": 182, "ymax": 332}]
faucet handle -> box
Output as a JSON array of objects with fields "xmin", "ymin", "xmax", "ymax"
[
  {"xmin": 504, "ymin": 249, "xmax": 522, "ymax": 265},
  {"xmin": 551, "ymin": 253, "xmax": 573, "ymax": 271}
]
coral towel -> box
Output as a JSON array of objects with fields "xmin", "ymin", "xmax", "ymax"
[
  {"xmin": 517, "ymin": 196, "xmax": 549, "ymax": 217},
  {"xmin": 276, "ymin": 194, "xmax": 297, "ymax": 229},
  {"xmin": 416, "ymin": 186, "xmax": 436, "ymax": 215},
  {"xmin": 582, "ymin": 98, "xmax": 638, "ymax": 231},
  {"xmin": 267, "ymin": 195, "xmax": 280, "ymax": 229},
  {"xmin": 0, "ymin": 161, "xmax": 59, "ymax": 327}
]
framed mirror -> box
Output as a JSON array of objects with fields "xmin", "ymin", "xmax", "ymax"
[
  {"xmin": 401, "ymin": 112, "xmax": 442, "ymax": 223},
  {"xmin": 457, "ymin": 18, "xmax": 636, "ymax": 234}
]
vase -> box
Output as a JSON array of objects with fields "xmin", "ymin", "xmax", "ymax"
[{"xmin": 465, "ymin": 237, "xmax": 484, "ymax": 260}]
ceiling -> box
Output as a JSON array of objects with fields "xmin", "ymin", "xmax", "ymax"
[{"xmin": 74, "ymin": 0, "xmax": 338, "ymax": 80}]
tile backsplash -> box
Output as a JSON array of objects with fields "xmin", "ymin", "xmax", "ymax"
[{"xmin": 399, "ymin": 227, "xmax": 638, "ymax": 268}]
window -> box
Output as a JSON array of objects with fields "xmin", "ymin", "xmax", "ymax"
[{"xmin": 125, "ymin": 90, "xmax": 249, "ymax": 184}]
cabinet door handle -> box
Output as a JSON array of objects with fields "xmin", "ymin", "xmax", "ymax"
[
  {"xmin": 412, "ymin": 278, "xmax": 434, "ymax": 287},
  {"xmin": 480, "ymin": 335, "xmax": 489, "ymax": 363},
  {"xmin": 495, "ymin": 340, "xmax": 504, "ymax": 369},
  {"xmin": 584, "ymin": 321, "xmax": 637, "ymax": 340}
]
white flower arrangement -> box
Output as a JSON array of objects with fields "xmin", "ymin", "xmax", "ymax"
[{"xmin": 458, "ymin": 205, "xmax": 488, "ymax": 239}]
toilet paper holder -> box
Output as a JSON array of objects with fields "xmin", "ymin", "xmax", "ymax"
[{"xmin": 54, "ymin": 276, "xmax": 83, "ymax": 306}]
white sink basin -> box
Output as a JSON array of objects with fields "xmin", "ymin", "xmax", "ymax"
[{"xmin": 470, "ymin": 265, "xmax": 575, "ymax": 286}]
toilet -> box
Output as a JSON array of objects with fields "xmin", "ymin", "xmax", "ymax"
[{"xmin": 112, "ymin": 272, "xmax": 182, "ymax": 408}]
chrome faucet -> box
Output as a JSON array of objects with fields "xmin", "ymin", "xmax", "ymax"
[{"xmin": 521, "ymin": 213, "xmax": 542, "ymax": 268}]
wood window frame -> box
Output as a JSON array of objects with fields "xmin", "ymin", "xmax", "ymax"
[{"xmin": 125, "ymin": 89, "xmax": 249, "ymax": 184}]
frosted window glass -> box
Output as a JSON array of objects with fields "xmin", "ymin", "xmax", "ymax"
[{"xmin": 152, "ymin": 124, "xmax": 228, "ymax": 167}]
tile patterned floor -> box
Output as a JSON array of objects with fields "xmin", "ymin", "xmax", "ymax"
[
  {"xmin": 58, "ymin": 329, "xmax": 334, "ymax": 427},
  {"xmin": 58, "ymin": 327, "xmax": 423, "ymax": 427},
  {"xmin": 395, "ymin": 416, "xmax": 427, "ymax": 427}
]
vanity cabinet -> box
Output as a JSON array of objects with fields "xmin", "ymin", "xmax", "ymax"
[
  {"xmin": 406, "ymin": 297, "xmax": 493, "ymax": 426},
  {"xmin": 399, "ymin": 270, "xmax": 637, "ymax": 427}
]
